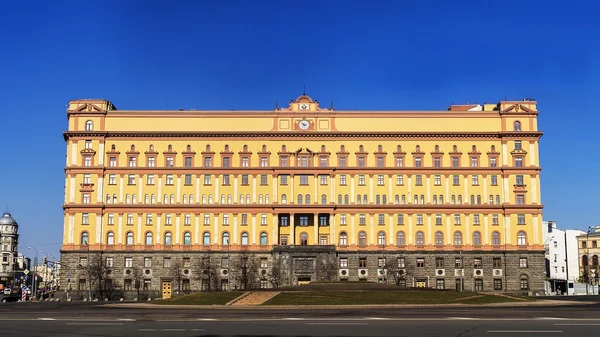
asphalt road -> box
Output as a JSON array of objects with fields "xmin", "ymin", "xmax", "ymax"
[{"xmin": 0, "ymin": 297, "xmax": 598, "ymax": 337}]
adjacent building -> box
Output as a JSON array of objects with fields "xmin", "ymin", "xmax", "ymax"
[
  {"xmin": 577, "ymin": 226, "xmax": 600, "ymax": 287},
  {"xmin": 0, "ymin": 212, "xmax": 20, "ymax": 286},
  {"xmin": 60, "ymin": 95, "xmax": 545, "ymax": 297},
  {"xmin": 542, "ymin": 221, "xmax": 585, "ymax": 294}
]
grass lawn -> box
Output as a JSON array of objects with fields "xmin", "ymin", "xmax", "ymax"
[
  {"xmin": 156, "ymin": 291, "xmax": 244, "ymax": 305},
  {"xmin": 263, "ymin": 291, "xmax": 528, "ymax": 306}
]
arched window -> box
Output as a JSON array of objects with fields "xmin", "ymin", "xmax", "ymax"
[
  {"xmin": 439, "ymin": 195, "xmax": 443, "ymax": 204},
  {"xmin": 472, "ymin": 145, "xmax": 477, "ymax": 152},
  {"xmin": 496, "ymin": 195, "xmax": 500, "ymax": 205},
  {"xmin": 513, "ymin": 121, "xmax": 522, "ymax": 131},
  {"xmin": 305, "ymin": 194, "xmax": 311, "ymax": 204},
  {"xmin": 473, "ymin": 232, "xmax": 481, "ymax": 246},
  {"xmin": 186, "ymin": 144, "xmax": 191, "ymax": 151},
  {"xmin": 378, "ymin": 145, "xmax": 383, "ymax": 152},
  {"xmin": 258, "ymin": 194, "xmax": 263, "ymax": 204},
  {"xmin": 241, "ymin": 232, "xmax": 249, "ymax": 245},
  {"xmin": 85, "ymin": 120, "xmax": 93, "ymax": 130},
  {"xmin": 168, "ymin": 144, "xmax": 173, "ymax": 151},
  {"xmin": 145, "ymin": 232, "xmax": 153, "ymax": 245},
  {"xmin": 458, "ymin": 195, "xmax": 462, "ymax": 204},
  {"xmin": 321, "ymin": 145, "xmax": 326, "ymax": 152},
  {"xmin": 435, "ymin": 232, "xmax": 443, "ymax": 246},
  {"xmin": 222, "ymin": 232, "xmax": 230, "ymax": 245},
  {"xmin": 344, "ymin": 194, "xmax": 349, "ymax": 204},
  {"xmin": 205, "ymin": 144, "xmax": 211, "ymax": 151},
  {"xmin": 125, "ymin": 194, "xmax": 130, "ymax": 204},
  {"xmin": 397, "ymin": 231, "xmax": 405, "ymax": 246},
  {"xmin": 107, "ymin": 232, "xmax": 114, "ymax": 245},
  {"xmin": 395, "ymin": 195, "xmax": 399, "ymax": 205},
  {"xmin": 492, "ymin": 231, "xmax": 501, "ymax": 245},
  {"xmin": 246, "ymin": 194, "xmax": 250, "ymax": 204},
  {"xmin": 321, "ymin": 194, "xmax": 327, "ymax": 204},
  {"xmin": 477, "ymin": 195, "xmax": 481, "ymax": 205},
  {"xmin": 416, "ymin": 231, "xmax": 424, "ymax": 245},
  {"xmin": 433, "ymin": 195, "xmax": 437, "ymax": 204},
  {"xmin": 338, "ymin": 194, "xmax": 342, "ymax": 204},
  {"xmin": 203, "ymin": 232, "xmax": 211, "ymax": 245},
  {"xmin": 189, "ymin": 194, "xmax": 194, "ymax": 204},
  {"xmin": 221, "ymin": 194, "xmax": 226, "ymax": 204},
  {"xmin": 415, "ymin": 145, "xmax": 420, "ymax": 152},
  {"xmin": 170, "ymin": 194, "xmax": 175, "ymax": 204},
  {"xmin": 163, "ymin": 194, "xmax": 168, "ymax": 204},
  {"xmin": 183, "ymin": 232, "xmax": 191, "ymax": 246},
  {"xmin": 281, "ymin": 194, "xmax": 287, "ymax": 204},
  {"xmin": 413, "ymin": 195, "xmax": 418, "ymax": 204},
  {"xmin": 106, "ymin": 194, "xmax": 111, "ymax": 204},
  {"xmin": 451, "ymin": 195, "xmax": 456, "ymax": 204},
  {"xmin": 517, "ymin": 231, "xmax": 527, "ymax": 245},
  {"xmin": 164, "ymin": 232, "xmax": 172, "ymax": 245},
  {"xmin": 452, "ymin": 145, "xmax": 457, "ymax": 152},
  {"xmin": 81, "ymin": 232, "xmax": 89, "ymax": 245},
  {"xmin": 397, "ymin": 145, "xmax": 402, "ymax": 152},
  {"xmin": 126, "ymin": 231, "xmax": 134, "ymax": 245},
  {"xmin": 470, "ymin": 195, "xmax": 475, "ymax": 205},
  {"xmin": 265, "ymin": 194, "xmax": 270, "ymax": 204},
  {"xmin": 401, "ymin": 195, "xmax": 406, "ymax": 204},
  {"xmin": 149, "ymin": 144, "xmax": 154, "ymax": 151},
  {"xmin": 358, "ymin": 231, "xmax": 367, "ymax": 246},
  {"xmin": 453, "ymin": 231, "xmax": 462, "ymax": 245},
  {"xmin": 357, "ymin": 195, "xmax": 362, "ymax": 205},
  {"xmin": 225, "ymin": 144, "xmax": 229, "ymax": 151},
  {"xmin": 262, "ymin": 144, "xmax": 267, "ymax": 151},
  {"xmin": 593, "ymin": 255, "xmax": 599, "ymax": 266},
  {"xmin": 111, "ymin": 144, "xmax": 116, "ymax": 151},
  {"xmin": 520, "ymin": 275, "xmax": 529, "ymax": 290},
  {"xmin": 377, "ymin": 231, "xmax": 386, "ymax": 245},
  {"xmin": 281, "ymin": 145, "xmax": 286, "ymax": 151},
  {"xmin": 382, "ymin": 195, "xmax": 387, "ymax": 204},
  {"xmin": 151, "ymin": 194, "xmax": 156, "ymax": 204},
  {"xmin": 582, "ymin": 255, "xmax": 589, "ymax": 267},
  {"xmin": 239, "ymin": 194, "xmax": 245, "ymax": 204},
  {"xmin": 376, "ymin": 195, "xmax": 381, "ymax": 205},
  {"xmin": 183, "ymin": 195, "xmax": 188, "ymax": 204},
  {"xmin": 340, "ymin": 145, "xmax": 345, "ymax": 151},
  {"xmin": 243, "ymin": 144, "xmax": 248, "ymax": 151},
  {"xmin": 130, "ymin": 144, "xmax": 135, "ymax": 151},
  {"xmin": 491, "ymin": 145, "xmax": 496, "ymax": 151},
  {"xmin": 339, "ymin": 232, "xmax": 347, "ymax": 246},
  {"xmin": 297, "ymin": 194, "xmax": 303, "ymax": 204},
  {"xmin": 434, "ymin": 145, "xmax": 440, "ymax": 152},
  {"xmin": 202, "ymin": 194, "xmax": 207, "ymax": 204},
  {"xmin": 359, "ymin": 145, "xmax": 364, "ymax": 152},
  {"xmin": 420, "ymin": 195, "xmax": 424, "ymax": 204},
  {"xmin": 300, "ymin": 233, "xmax": 308, "ymax": 245},
  {"xmin": 227, "ymin": 194, "xmax": 232, "ymax": 204},
  {"xmin": 260, "ymin": 232, "xmax": 268, "ymax": 245},
  {"xmin": 489, "ymin": 195, "xmax": 494, "ymax": 204}
]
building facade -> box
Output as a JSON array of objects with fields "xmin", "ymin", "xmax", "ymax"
[
  {"xmin": 543, "ymin": 220, "xmax": 585, "ymax": 294},
  {"xmin": 60, "ymin": 95, "xmax": 545, "ymax": 297},
  {"xmin": 0, "ymin": 212, "xmax": 20, "ymax": 286},
  {"xmin": 577, "ymin": 226, "xmax": 600, "ymax": 287}
]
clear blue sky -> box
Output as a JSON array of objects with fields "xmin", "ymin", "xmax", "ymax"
[{"xmin": 1, "ymin": 1, "xmax": 598, "ymax": 260}]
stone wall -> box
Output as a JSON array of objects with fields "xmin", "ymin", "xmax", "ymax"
[{"xmin": 59, "ymin": 248, "xmax": 545, "ymax": 297}]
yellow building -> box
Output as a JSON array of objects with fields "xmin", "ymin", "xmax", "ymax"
[{"xmin": 60, "ymin": 94, "xmax": 545, "ymax": 297}]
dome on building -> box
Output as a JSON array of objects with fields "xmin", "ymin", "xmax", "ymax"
[{"xmin": 0, "ymin": 212, "xmax": 18, "ymax": 226}]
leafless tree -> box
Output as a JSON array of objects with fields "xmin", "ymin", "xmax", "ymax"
[
  {"xmin": 267, "ymin": 256, "xmax": 287, "ymax": 288},
  {"xmin": 316, "ymin": 254, "xmax": 338, "ymax": 282},
  {"xmin": 234, "ymin": 252, "xmax": 259, "ymax": 290},
  {"xmin": 384, "ymin": 256, "xmax": 406, "ymax": 286},
  {"xmin": 130, "ymin": 266, "xmax": 144, "ymax": 300},
  {"xmin": 194, "ymin": 255, "xmax": 220, "ymax": 291},
  {"xmin": 82, "ymin": 253, "xmax": 119, "ymax": 300},
  {"xmin": 169, "ymin": 259, "xmax": 184, "ymax": 295}
]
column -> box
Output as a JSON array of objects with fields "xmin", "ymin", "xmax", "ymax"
[
  {"xmin": 408, "ymin": 215, "xmax": 413, "ymax": 245},
  {"xmin": 138, "ymin": 175, "xmax": 143, "ymax": 202},
  {"xmin": 369, "ymin": 214, "xmax": 375, "ymax": 245},
  {"xmin": 369, "ymin": 175, "xmax": 374, "ymax": 203},
  {"xmin": 483, "ymin": 216, "xmax": 489, "ymax": 245},
  {"xmin": 427, "ymin": 214, "xmax": 432, "ymax": 245},
  {"xmin": 463, "ymin": 175, "xmax": 468, "ymax": 202},
  {"xmin": 407, "ymin": 175, "xmax": 412, "ymax": 198},
  {"xmin": 426, "ymin": 175, "xmax": 431, "ymax": 203},
  {"xmin": 233, "ymin": 215, "xmax": 239, "ymax": 244},
  {"xmin": 533, "ymin": 216, "xmax": 539, "ymax": 245},
  {"xmin": 446, "ymin": 215, "xmax": 451, "ymax": 245},
  {"xmin": 529, "ymin": 141, "xmax": 536, "ymax": 166},
  {"xmin": 388, "ymin": 175, "xmax": 393, "ymax": 204},
  {"xmin": 70, "ymin": 142, "xmax": 77, "ymax": 165},
  {"xmin": 117, "ymin": 214, "xmax": 123, "ymax": 245},
  {"xmin": 531, "ymin": 176, "xmax": 538, "ymax": 203},
  {"xmin": 502, "ymin": 176, "xmax": 510, "ymax": 203},
  {"xmin": 68, "ymin": 215, "xmax": 74, "ymax": 244},
  {"xmin": 465, "ymin": 215, "xmax": 470, "ymax": 245},
  {"xmin": 119, "ymin": 175, "xmax": 125, "ymax": 202},
  {"xmin": 330, "ymin": 175, "xmax": 335, "ymax": 204},
  {"xmin": 314, "ymin": 175, "xmax": 318, "ymax": 205},
  {"xmin": 272, "ymin": 175, "xmax": 278, "ymax": 203},
  {"xmin": 95, "ymin": 215, "xmax": 102, "ymax": 244},
  {"xmin": 214, "ymin": 175, "xmax": 220, "ymax": 202},
  {"xmin": 388, "ymin": 214, "xmax": 394, "ymax": 245},
  {"xmin": 97, "ymin": 177, "xmax": 104, "ymax": 203},
  {"xmin": 234, "ymin": 175, "xmax": 239, "ymax": 202},
  {"xmin": 251, "ymin": 214, "xmax": 257, "ymax": 245},
  {"xmin": 252, "ymin": 175, "xmax": 257, "ymax": 203},
  {"xmin": 175, "ymin": 216, "xmax": 180, "ymax": 244},
  {"xmin": 213, "ymin": 214, "xmax": 218, "ymax": 245},
  {"xmin": 273, "ymin": 214, "xmax": 279, "ymax": 245},
  {"xmin": 445, "ymin": 175, "xmax": 450, "ymax": 203},
  {"xmin": 504, "ymin": 217, "xmax": 511, "ymax": 244},
  {"xmin": 350, "ymin": 175, "xmax": 355, "ymax": 202},
  {"xmin": 290, "ymin": 214, "xmax": 295, "ymax": 245},
  {"xmin": 502, "ymin": 142, "xmax": 508, "ymax": 166},
  {"xmin": 98, "ymin": 143, "xmax": 105, "ymax": 165},
  {"xmin": 350, "ymin": 215, "xmax": 356, "ymax": 245},
  {"xmin": 290, "ymin": 175, "xmax": 295, "ymax": 202},
  {"xmin": 483, "ymin": 175, "xmax": 488, "ymax": 202},
  {"xmin": 194, "ymin": 214, "xmax": 199, "ymax": 244},
  {"xmin": 69, "ymin": 176, "xmax": 75, "ymax": 202},
  {"xmin": 176, "ymin": 175, "xmax": 181, "ymax": 203},
  {"xmin": 136, "ymin": 214, "xmax": 142, "ymax": 245},
  {"xmin": 195, "ymin": 176, "xmax": 200, "ymax": 203},
  {"xmin": 330, "ymin": 214, "xmax": 335, "ymax": 244},
  {"xmin": 313, "ymin": 214, "xmax": 318, "ymax": 245},
  {"xmin": 157, "ymin": 175, "xmax": 163, "ymax": 202},
  {"xmin": 156, "ymin": 216, "xmax": 161, "ymax": 244}
]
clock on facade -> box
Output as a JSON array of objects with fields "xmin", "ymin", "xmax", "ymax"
[{"xmin": 299, "ymin": 119, "xmax": 310, "ymax": 130}]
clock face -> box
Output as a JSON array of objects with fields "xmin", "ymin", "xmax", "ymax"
[
  {"xmin": 299, "ymin": 120, "xmax": 310, "ymax": 130},
  {"xmin": 299, "ymin": 103, "xmax": 308, "ymax": 110}
]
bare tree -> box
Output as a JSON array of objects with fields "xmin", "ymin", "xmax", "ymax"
[
  {"xmin": 83, "ymin": 253, "xmax": 118, "ymax": 300},
  {"xmin": 267, "ymin": 256, "xmax": 286, "ymax": 288},
  {"xmin": 234, "ymin": 252, "xmax": 259, "ymax": 290},
  {"xmin": 194, "ymin": 255, "xmax": 220, "ymax": 291},
  {"xmin": 169, "ymin": 259, "xmax": 184, "ymax": 296},
  {"xmin": 384, "ymin": 256, "xmax": 406, "ymax": 286},
  {"xmin": 130, "ymin": 266, "xmax": 144, "ymax": 300},
  {"xmin": 316, "ymin": 254, "xmax": 338, "ymax": 282}
]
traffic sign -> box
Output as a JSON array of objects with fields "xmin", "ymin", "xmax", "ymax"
[{"xmin": 23, "ymin": 269, "xmax": 29, "ymax": 275}]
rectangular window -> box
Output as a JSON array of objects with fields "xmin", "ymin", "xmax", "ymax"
[
  {"xmin": 261, "ymin": 214, "xmax": 267, "ymax": 225},
  {"xmin": 320, "ymin": 175, "xmax": 328, "ymax": 185},
  {"xmin": 396, "ymin": 175, "xmax": 404, "ymax": 185},
  {"xmin": 125, "ymin": 257, "xmax": 133, "ymax": 268},
  {"xmin": 280, "ymin": 175, "xmax": 288, "ymax": 185},
  {"xmin": 146, "ymin": 214, "xmax": 152, "ymax": 224},
  {"xmin": 395, "ymin": 157, "xmax": 403, "ymax": 167},
  {"xmin": 164, "ymin": 214, "xmax": 172, "ymax": 225},
  {"xmin": 222, "ymin": 174, "xmax": 230, "ymax": 185},
  {"xmin": 299, "ymin": 216, "xmax": 309, "ymax": 226},
  {"xmin": 453, "ymin": 175, "xmax": 460, "ymax": 186},
  {"xmin": 261, "ymin": 157, "xmax": 268, "ymax": 167},
  {"xmin": 241, "ymin": 175, "xmax": 249, "ymax": 185},
  {"xmin": 108, "ymin": 174, "xmax": 116, "ymax": 185},
  {"xmin": 146, "ymin": 174, "xmax": 155, "ymax": 185},
  {"xmin": 473, "ymin": 214, "xmax": 480, "ymax": 225},
  {"xmin": 516, "ymin": 194, "xmax": 525, "ymax": 204},
  {"xmin": 452, "ymin": 157, "xmax": 459, "ymax": 167},
  {"xmin": 436, "ymin": 258, "xmax": 444, "ymax": 268},
  {"xmin": 357, "ymin": 157, "xmax": 365, "ymax": 167},
  {"xmin": 241, "ymin": 214, "xmax": 248, "ymax": 225},
  {"xmin": 435, "ymin": 214, "xmax": 442, "ymax": 225},
  {"xmin": 455, "ymin": 258, "xmax": 462, "ymax": 269},
  {"xmin": 166, "ymin": 157, "xmax": 174, "ymax": 167},
  {"xmin": 377, "ymin": 157, "xmax": 384, "ymax": 167},
  {"xmin": 261, "ymin": 174, "xmax": 268, "ymax": 185},
  {"xmin": 472, "ymin": 175, "xmax": 479, "ymax": 186},
  {"xmin": 377, "ymin": 175, "xmax": 384, "ymax": 186},
  {"xmin": 163, "ymin": 257, "xmax": 171, "ymax": 268},
  {"xmin": 204, "ymin": 214, "xmax": 210, "ymax": 225},
  {"xmin": 340, "ymin": 214, "xmax": 347, "ymax": 225},
  {"xmin": 204, "ymin": 175, "xmax": 212, "ymax": 185},
  {"xmin": 184, "ymin": 174, "xmax": 192, "ymax": 185},
  {"xmin": 474, "ymin": 279, "xmax": 484, "ymax": 291},
  {"xmin": 519, "ymin": 257, "xmax": 528, "ymax": 268},
  {"xmin": 490, "ymin": 157, "xmax": 497, "ymax": 167},
  {"xmin": 164, "ymin": 174, "xmax": 173, "ymax": 185},
  {"xmin": 128, "ymin": 174, "xmax": 136, "ymax": 185},
  {"xmin": 107, "ymin": 214, "xmax": 114, "ymax": 225},
  {"xmin": 241, "ymin": 157, "xmax": 249, "ymax": 167},
  {"xmin": 281, "ymin": 156, "xmax": 288, "ymax": 167},
  {"xmin": 319, "ymin": 236, "xmax": 328, "ymax": 245},
  {"xmin": 436, "ymin": 279, "xmax": 445, "ymax": 290},
  {"xmin": 339, "ymin": 175, "xmax": 347, "ymax": 185},
  {"xmin": 517, "ymin": 214, "xmax": 526, "ymax": 224},
  {"xmin": 82, "ymin": 213, "xmax": 89, "ymax": 224},
  {"xmin": 109, "ymin": 157, "xmax": 117, "ymax": 167},
  {"xmin": 147, "ymin": 157, "xmax": 155, "ymax": 167},
  {"xmin": 494, "ymin": 279, "xmax": 503, "ymax": 290},
  {"xmin": 474, "ymin": 258, "xmax": 482, "ymax": 268},
  {"xmin": 433, "ymin": 157, "xmax": 441, "ymax": 167},
  {"xmin": 300, "ymin": 175, "xmax": 309, "ymax": 185},
  {"xmin": 339, "ymin": 258, "xmax": 348, "ymax": 268},
  {"xmin": 490, "ymin": 175, "xmax": 498, "ymax": 186},
  {"xmin": 515, "ymin": 140, "xmax": 522, "ymax": 150},
  {"xmin": 470, "ymin": 157, "xmax": 478, "ymax": 167},
  {"xmin": 82, "ymin": 174, "xmax": 91, "ymax": 184},
  {"xmin": 222, "ymin": 157, "xmax": 231, "ymax": 167},
  {"xmin": 493, "ymin": 257, "xmax": 502, "ymax": 268},
  {"xmin": 492, "ymin": 214, "xmax": 499, "ymax": 225},
  {"xmin": 378, "ymin": 214, "xmax": 385, "ymax": 225},
  {"xmin": 416, "ymin": 258, "xmax": 425, "ymax": 268},
  {"xmin": 359, "ymin": 214, "xmax": 366, "ymax": 225},
  {"xmin": 222, "ymin": 214, "xmax": 229, "ymax": 225},
  {"xmin": 434, "ymin": 175, "xmax": 441, "ymax": 186},
  {"xmin": 184, "ymin": 157, "xmax": 192, "ymax": 167},
  {"xmin": 397, "ymin": 214, "xmax": 404, "ymax": 225},
  {"xmin": 454, "ymin": 214, "xmax": 461, "ymax": 225},
  {"xmin": 358, "ymin": 175, "xmax": 365, "ymax": 185},
  {"xmin": 82, "ymin": 194, "xmax": 90, "ymax": 204},
  {"xmin": 398, "ymin": 257, "xmax": 405, "ymax": 268},
  {"xmin": 320, "ymin": 156, "xmax": 327, "ymax": 167},
  {"xmin": 128, "ymin": 157, "xmax": 137, "ymax": 167},
  {"xmin": 416, "ymin": 214, "xmax": 423, "ymax": 225},
  {"xmin": 83, "ymin": 157, "xmax": 92, "ymax": 166},
  {"xmin": 339, "ymin": 157, "xmax": 347, "ymax": 167},
  {"xmin": 105, "ymin": 257, "xmax": 114, "ymax": 267},
  {"xmin": 516, "ymin": 175, "xmax": 524, "ymax": 186},
  {"xmin": 359, "ymin": 258, "xmax": 367, "ymax": 268},
  {"xmin": 204, "ymin": 157, "xmax": 212, "ymax": 167},
  {"xmin": 415, "ymin": 175, "xmax": 422, "ymax": 186}
]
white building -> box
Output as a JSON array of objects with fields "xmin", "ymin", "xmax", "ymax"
[
  {"xmin": 543, "ymin": 220, "xmax": 585, "ymax": 295},
  {"xmin": 0, "ymin": 212, "xmax": 19, "ymax": 286}
]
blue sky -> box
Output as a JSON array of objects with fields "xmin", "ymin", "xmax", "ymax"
[{"xmin": 1, "ymin": 0, "xmax": 598, "ymax": 259}]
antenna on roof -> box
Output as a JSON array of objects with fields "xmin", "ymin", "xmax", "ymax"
[
  {"xmin": 275, "ymin": 100, "xmax": 279, "ymax": 110},
  {"xmin": 330, "ymin": 101, "xmax": 334, "ymax": 110},
  {"xmin": 303, "ymin": 85, "xmax": 306, "ymax": 95}
]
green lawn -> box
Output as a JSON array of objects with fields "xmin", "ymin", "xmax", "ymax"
[
  {"xmin": 263, "ymin": 291, "xmax": 528, "ymax": 306},
  {"xmin": 156, "ymin": 291, "xmax": 244, "ymax": 305}
]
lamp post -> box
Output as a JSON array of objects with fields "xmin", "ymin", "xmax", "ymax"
[
  {"xmin": 27, "ymin": 247, "xmax": 38, "ymax": 301},
  {"xmin": 40, "ymin": 251, "xmax": 49, "ymax": 297}
]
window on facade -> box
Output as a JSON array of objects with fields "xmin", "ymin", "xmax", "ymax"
[
  {"xmin": 492, "ymin": 232, "xmax": 500, "ymax": 245},
  {"xmin": 397, "ymin": 232, "xmax": 405, "ymax": 246},
  {"xmin": 415, "ymin": 175, "xmax": 422, "ymax": 185},
  {"xmin": 416, "ymin": 258, "xmax": 425, "ymax": 268},
  {"xmin": 435, "ymin": 232, "xmax": 443, "ymax": 246},
  {"xmin": 145, "ymin": 232, "xmax": 153, "ymax": 245},
  {"xmin": 126, "ymin": 232, "xmax": 134, "ymax": 245},
  {"xmin": 416, "ymin": 231, "xmax": 424, "ymax": 245},
  {"xmin": 377, "ymin": 232, "xmax": 386, "ymax": 245},
  {"xmin": 85, "ymin": 120, "xmax": 93, "ymax": 130},
  {"xmin": 453, "ymin": 232, "xmax": 462, "ymax": 245},
  {"xmin": 358, "ymin": 232, "xmax": 367, "ymax": 246},
  {"xmin": 515, "ymin": 157, "xmax": 523, "ymax": 167},
  {"xmin": 517, "ymin": 231, "xmax": 527, "ymax": 245}
]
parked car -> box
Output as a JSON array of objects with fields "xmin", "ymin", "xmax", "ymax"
[{"xmin": 0, "ymin": 294, "xmax": 20, "ymax": 302}]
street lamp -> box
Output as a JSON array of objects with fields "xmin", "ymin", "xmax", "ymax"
[
  {"xmin": 587, "ymin": 226, "xmax": 594, "ymax": 294},
  {"xmin": 27, "ymin": 247, "xmax": 38, "ymax": 301}
]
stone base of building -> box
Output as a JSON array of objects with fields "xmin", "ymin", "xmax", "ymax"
[{"xmin": 59, "ymin": 247, "xmax": 545, "ymax": 299}]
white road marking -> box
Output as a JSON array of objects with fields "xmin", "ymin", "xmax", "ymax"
[
  {"xmin": 197, "ymin": 318, "xmax": 218, "ymax": 321},
  {"xmin": 536, "ymin": 317, "xmax": 567, "ymax": 320},
  {"xmin": 161, "ymin": 329, "xmax": 185, "ymax": 332},
  {"xmin": 447, "ymin": 317, "xmax": 479, "ymax": 320},
  {"xmin": 488, "ymin": 331, "xmax": 563, "ymax": 334},
  {"xmin": 138, "ymin": 329, "xmax": 158, "ymax": 331},
  {"xmin": 306, "ymin": 322, "xmax": 369, "ymax": 326},
  {"xmin": 366, "ymin": 317, "xmax": 391, "ymax": 320},
  {"xmin": 66, "ymin": 323, "xmax": 124, "ymax": 326},
  {"xmin": 38, "ymin": 318, "xmax": 56, "ymax": 321},
  {"xmin": 117, "ymin": 318, "xmax": 136, "ymax": 321},
  {"xmin": 555, "ymin": 324, "xmax": 600, "ymax": 326},
  {"xmin": 283, "ymin": 318, "xmax": 305, "ymax": 320}
]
